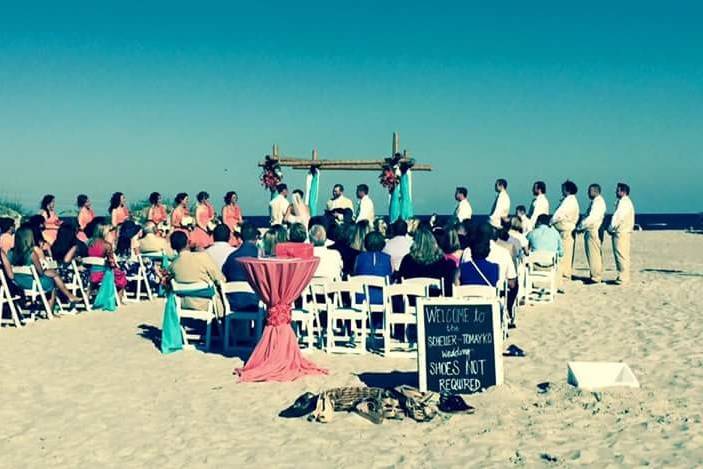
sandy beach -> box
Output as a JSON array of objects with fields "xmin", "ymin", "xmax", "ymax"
[{"xmin": 1, "ymin": 230, "xmax": 702, "ymax": 468}]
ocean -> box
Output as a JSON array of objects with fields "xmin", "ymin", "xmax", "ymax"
[{"xmin": 240, "ymin": 213, "xmax": 703, "ymax": 231}]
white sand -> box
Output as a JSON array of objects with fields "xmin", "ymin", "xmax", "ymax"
[{"xmin": 1, "ymin": 231, "xmax": 702, "ymax": 467}]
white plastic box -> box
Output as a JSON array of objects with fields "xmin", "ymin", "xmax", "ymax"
[{"xmin": 567, "ymin": 362, "xmax": 640, "ymax": 390}]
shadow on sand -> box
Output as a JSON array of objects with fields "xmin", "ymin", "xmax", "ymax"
[{"xmin": 356, "ymin": 371, "xmax": 418, "ymax": 389}]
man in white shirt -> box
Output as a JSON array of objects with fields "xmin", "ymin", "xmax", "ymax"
[
  {"xmin": 489, "ymin": 178, "xmax": 510, "ymax": 228},
  {"xmin": 454, "ymin": 187, "xmax": 473, "ymax": 222},
  {"xmin": 309, "ymin": 224, "xmax": 343, "ymax": 280},
  {"xmin": 269, "ymin": 184, "xmax": 290, "ymax": 226},
  {"xmin": 607, "ymin": 182, "xmax": 635, "ymax": 285},
  {"xmin": 355, "ymin": 184, "xmax": 375, "ymax": 223},
  {"xmin": 576, "ymin": 183, "xmax": 606, "ymax": 283},
  {"xmin": 205, "ymin": 224, "xmax": 236, "ymax": 270},
  {"xmin": 383, "ymin": 219, "xmax": 413, "ymax": 272},
  {"xmin": 551, "ymin": 180, "xmax": 580, "ymax": 281},
  {"xmin": 527, "ymin": 181, "xmax": 550, "ymax": 233},
  {"xmin": 326, "ymin": 184, "xmax": 354, "ymax": 212}
]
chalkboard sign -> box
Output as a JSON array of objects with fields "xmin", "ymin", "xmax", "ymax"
[{"xmin": 416, "ymin": 298, "xmax": 504, "ymax": 394}]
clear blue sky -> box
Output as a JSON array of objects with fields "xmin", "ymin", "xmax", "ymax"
[{"xmin": 1, "ymin": 1, "xmax": 701, "ymax": 215}]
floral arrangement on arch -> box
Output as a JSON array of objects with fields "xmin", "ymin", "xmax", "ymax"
[
  {"xmin": 379, "ymin": 153, "xmax": 415, "ymax": 192},
  {"xmin": 260, "ymin": 155, "xmax": 283, "ymax": 191}
]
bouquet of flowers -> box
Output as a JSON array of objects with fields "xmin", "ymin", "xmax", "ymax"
[
  {"xmin": 379, "ymin": 167, "xmax": 399, "ymax": 191},
  {"xmin": 260, "ymin": 156, "xmax": 283, "ymax": 191}
]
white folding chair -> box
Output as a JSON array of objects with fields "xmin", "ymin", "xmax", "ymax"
[
  {"xmin": 401, "ymin": 277, "xmax": 444, "ymax": 297},
  {"xmin": 82, "ymin": 256, "xmax": 120, "ymax": 307},
  {"xmin": 324, "ymin": 280, "xmax": 368, "ymax": 354},
  {"xmin": 525, "ymin": 251, "xmax": 558, "ymax": 304},
  {"xmin": 383, "ymin": 283, "xmax": 426, "ymax": 356},
  {"xmin": 349, "ymin": 275, "xmax": 388, "ymax": 341},
  {"xmin": 0, "ymin": 269, "xmax": 24, "ymax": 328},
  {"xmin": 65, "ymin": 260, "xmax": 91, "ymax": 311},
  {"xmin": 124, "ymin": 254, "xmax": 153, "ymax": 302},
  {"xmin": 220, "ymin": 281, "xmax": 265, "ymax": 354},
  {"xmin": 291, "ymin": 285, "xmax": 320, "ymax": 350},
  {"xmin": 171, "ymin": 280, "xmax": 222, "ymax": 351},
  {"xmin": 453, "ymin": 284, "xmax": 499, "ymax": 300},
  {"xmin": 12, "ymin": 265, "xmax": 57, "ymax": 319}
]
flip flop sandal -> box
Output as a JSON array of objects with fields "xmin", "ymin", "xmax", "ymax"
[
  {"xmin": 354, "ymin": 399, "xmax": 384, "ymax": 425},
  {"xmin": 438, "ymin": 395, "xmax": 476, "ymax": 414},
  {"xmin": 279, "ymin": 392, "xmax": 319, "ymax": 418},
  {"xmin": 503, "ymin": 344, "xmax": 526, "ymax": 357},
  {"xmin": 395, "ymin": 386, "xmax": 438, "ymax": 423},
  {"xmin": 308, "ymin": 394, "xmax": 335, "ymax": 423}
]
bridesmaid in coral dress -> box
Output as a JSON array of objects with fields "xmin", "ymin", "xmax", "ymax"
[
  {"xmin": 170, "ymin": 193, "xmax": 191, "ymax": 236},
  {"xmin": 190, "ymin": 191, "xmax": 215, "ymax": 250},
  {"xmin": 76, "ymin": 194, "xmax": 95, "ymax": 243},
  {"xmin": 147, "ymin": 192, "xmax": 168, "ymax": 225},
  {"xmin": 222, "ymin": 191, "xmax": 243, "ymax": 247},
  {"xmin": 40, "ymin": 194, "xmax": 62, "ymax": 246},
  {"xmin": 109, "ymin": 192, "xmax": 130, "ymax": 228}
]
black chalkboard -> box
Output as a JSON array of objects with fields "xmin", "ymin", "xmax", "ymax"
[{"xmin": 416, "ymin": 298, "xmax": 503, "ymax": 394}]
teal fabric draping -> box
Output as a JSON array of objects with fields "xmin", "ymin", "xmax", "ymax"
[
  {"xmin": 92, "ymin": 267, "xmax": 118, "ymax": 312},
  {"xmin": 399, "ymin": 170, "xmax": 414, "ymax": 220},
  {"xmin": 160, "ymin": 286, "xmax": 216, "ymax": 355}
]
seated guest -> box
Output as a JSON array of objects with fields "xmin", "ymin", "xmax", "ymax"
[
  {"xmin": 496, "ymin": 225, "xmax": 522, "ymax": 269},
  {"xmin": 205, "ymin": 224, "xmax": 235, "ymax": 270},
  {"xmin": 169, "ymin": 231, "xmax": 225, "ymax": 316},
  {"xmin": 0, "ymin": 217, "xmax": 16, "ymax": 254},
  {"xmin": 460, "ymin": 223, "xmax": 519, "ymax": 319},
  {"xmin": 288, "ymin": 223, "xmax": 307, "ymax": 243},
  {"xmin": 456, "ymin": 224, "xmax": 500, "ymax": 286},
  {"xmin": 440, "ymin": 226, "xmax": 463, "ymax": 268},
  {"xmin": 275, "ymin": 222, "xmax": 313, "ymax": 258},
  {"xmin": 88, "ymin": 222, "xmax": 129, "ymax": 298},
  {"xmin": 222, "ymin": 223, "xmax": 260, "ymax": 311},
  {"xmin": 397, "ymin": 223, "xmax": 456, "ymax": 296},
  {"xmin": 9, "ymin": 226, "xmax": 80, "ymax": 311},
  {"xmin": 527, "ymin": 214, "xmax": 564, "ymax": 259},
  {"xmin": 354, "ymin": 231, "xmax": 392, "ymax": 305},
  {"xmin": 262, "ymin": 225, "xmax": 288, "ymax": 257},
  {"xmin": 383, "ymin": 219, "xmax": 413, "ymax": 272},
  {"xmin": 309, "ymin": 225, "xmax": 342, "ymax": 280},
  {"xmin": 115, "ymin": 221, "xmax": 159, "ymax": 289},
  {"xmin": 0, "ymin": 247, "xmax": 25, "ymax": 305},
  {"xmin": 329, "ymin": 223, "xmax": 355, "ymax": 277},
  {"xmin": 373, "ymin": 218, "xmax": 388, "ymax": 238},
  {"xmin": 52, "ymin": 223, "xmax": 89, "ymax": 288},
  {"xmin": 338, "ymin": 221, "xmax": 370, "ymax": 277},
  {"xmin": 139, "ymin": 222, "xmax": 174, "ymax": 256},
  {"xmin": 508, "ymin": 216, "xmax": 529, "ymax": 253}
]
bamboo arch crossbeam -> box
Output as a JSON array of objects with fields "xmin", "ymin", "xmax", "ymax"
[{"xmin": 259, "ymin": 156, "xmax": 431, "ymax": 172}]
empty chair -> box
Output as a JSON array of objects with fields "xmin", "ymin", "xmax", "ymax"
[
  {"xmin": 383, "ymin": 283, "xmax": 426, "ymax": 356},
  {"xmin": 525, "ymin": 250, "xmax": 558, "ymax": 304},
  {"xmin": 221, "ymin": 281, "xmax": 265, "ymax": 354},
  {"xmin": 324, "ymin": 280, "xmax": 368, "ymax": 354}
]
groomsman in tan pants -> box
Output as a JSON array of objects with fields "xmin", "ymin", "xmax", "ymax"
[
  {"xmin": 551, "ymin": 180, "xmax": 580, "ymax": 281},
  {"xmin": 608, "ymin": 183, "xmax": 635, "ymax": 284},
  {"xmin": 577, "ymin": 184, "xmax": 606, "ymax": 283}
]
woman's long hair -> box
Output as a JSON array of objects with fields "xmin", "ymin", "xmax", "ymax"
[
  {"xmin": 89, "ymin": 222, "xmax": 110, "ymax": 247},
  {"xmin": 52, "ymin": 224, "xmax": 78, "ymax": 262},
  {"xmin": 348, "ymin": 221, "xmax": 371, "ymax": 251},
  {"xmin": 109, "ymin": 192, "xmax": 123, "ymax": 212},
  {"xmin": 12, "ymin": 227, "xmax": 35, "ymax": 266},
  {"xmin": 262, "ymin": 225, "xmax": 288, "ymax": 256},
  {"xmin": 410, "ymin": 223, "xmax": 444, "ymax": 265},
  {"xmin": 40, "ymin": 194, "xmax": 55, "ymax": 216},
  {"xmin": 174, "ymin": 193, "xmax": 188, "ymax": 207}
]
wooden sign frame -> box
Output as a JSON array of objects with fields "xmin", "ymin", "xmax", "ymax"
[{"xmin": 416, "ymin": 297, "xmax": 504, "ymax": 394}]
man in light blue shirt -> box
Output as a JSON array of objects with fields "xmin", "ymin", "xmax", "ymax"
[{"xmin": 527, "ymin": 214, "xmax": 563, "ymax": 258}]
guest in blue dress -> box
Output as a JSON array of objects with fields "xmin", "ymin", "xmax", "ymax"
[{"xmin": 353, "ymin": 231, "xmax": 392, "ymax": 305}]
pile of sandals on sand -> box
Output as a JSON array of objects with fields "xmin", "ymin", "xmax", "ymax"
[{"xmin": 279, "ymin": 386, "xmax": 475, "ymax": 424}]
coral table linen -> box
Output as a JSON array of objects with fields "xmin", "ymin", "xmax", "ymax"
[{"xmin": 235, "ymin": 257, "xmax": 327, "ymax": 382}]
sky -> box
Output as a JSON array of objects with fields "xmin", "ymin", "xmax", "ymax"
[{"xmin": 0, "ymin": 1, "xmax": 701, "ymax": 216}]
